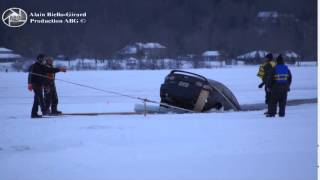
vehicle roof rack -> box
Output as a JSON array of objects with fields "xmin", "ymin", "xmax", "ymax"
[{"xmin": 170, "ymin": 70, "xmax": 208, "ymax": 82}]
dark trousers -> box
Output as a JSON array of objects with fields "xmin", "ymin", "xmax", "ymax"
[
  {"xmin": 268, "ymin": 89, "xmax": 288, "ymax": 116},
  {"xmin": 44, "ymin": 84, "xmax": 59, "ymax": 112},
  {"xmin": 265, "ymin": 87, "xmax": 271, "ymax": 104},
  {"xmin": 31, "ymin": 84, "xmax": 46, "ymax": 115}
]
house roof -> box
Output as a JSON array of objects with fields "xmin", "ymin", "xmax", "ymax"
[
  {"xmin": 257, "ymin": 11, "xmax": 296, "ymax": 20},
  {"xmin": 136, "ymin": 42, "xmax": 166, "ymax": 49},
  {"xmin": 0, "ymin": 47, "xmax": 22, "ymax": 59},
  {"xmin": 0, "ymin": 47, "xmax": 13, "ymax": 52},
  {"xmin": 257, "ymin": 11, "xmax": 279, "ymax": 18},
  {"xmin": 9, "ymin": 10, "xmax": 19, "ymax": 17},
  {"xmin": 122, "ymin": 47, "xmax": 138, "ymax": 54},
  {"xmin": 120, "ymin": 42, "xmax": 166, "ymax": 54},
  {"xmin": 0, "ymin": 53, "xmax": 22, "ymax": 59},
  {"xmin": 237, "ymin": 50, "xmax": 269, "ymax": 59},
  {"xmin": 202, "ymin": 51, "xmax": 220, "ymax": 57},
  {"xmin": 283, "ymin": 50, "xmax": 299, "ymax": 58}
]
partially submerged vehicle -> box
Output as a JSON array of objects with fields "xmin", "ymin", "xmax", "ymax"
[
  {"xmin": 135, "ymin": 70, "xmax": 241, "ymax": 114},
  {"xmin": 159, "ymin": 70, "xmax": 241, "ymax": 112}
]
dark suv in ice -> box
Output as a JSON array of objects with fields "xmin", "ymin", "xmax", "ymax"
[{"xmin": 160, "ymin": 70, "xmax": 241, "ymax": 112}]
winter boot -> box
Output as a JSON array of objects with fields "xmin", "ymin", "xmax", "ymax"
[
  {"xmin": 266, "ymin": 114, "xmax": 275, "ymax": 117},
  {"xmin": 31, "ymin": 114, "xmax": 42, "ymax": 118},
  {"xmin": 51, "ymin": 110, "xmax": 62, "ymax": 115},
  {"xmin": 42, "ymin": 110, "xmax": 50, "ymax": 116}
]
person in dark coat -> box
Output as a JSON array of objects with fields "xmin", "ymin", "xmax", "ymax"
[
  {"xmin": 257, "ymin": 53, "xmax": 276, "ymax": 112},
  {"xmin": 28, "ymin": 54, "xmax": 66, "ymax": 118},
  {"xmin": 266, "ymin": 54, "xmax": 292, "ymax": 117},
  {"xmin": 43, "ymin": 57, "xmax": 62, "ymax": 115}
]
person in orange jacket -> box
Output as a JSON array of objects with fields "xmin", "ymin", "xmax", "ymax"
[
  {"xmin": 28, "ymin": 54, "xmax": 66, "ymax": 118},
  {"xmin": 43, "ymin": 57, "xmax": 63, "ymax": 115}
]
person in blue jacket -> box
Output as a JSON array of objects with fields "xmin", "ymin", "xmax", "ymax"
[{"xmin": 266, "ymin": 54, "xmax": 292, "ymax": 117}]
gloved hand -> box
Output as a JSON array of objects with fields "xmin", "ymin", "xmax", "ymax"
[
  {"xmin": 59, "ymin": 67, "xmax": 67, "ymax": 72},
  {"xmin": 28, "ymin": 84, "xmax": 33, "ymax": 91},
  {"xmin": 258, "ymin": 83, "xmax": 264, "ymax": 88}
]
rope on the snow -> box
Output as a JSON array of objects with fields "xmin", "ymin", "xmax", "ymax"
[{"xmin": 29, "ymin": 72, "xmax": 196, "ymax": 113}]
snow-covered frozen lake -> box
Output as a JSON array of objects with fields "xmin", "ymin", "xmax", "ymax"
[{"xmin": 0, "ymin": 66, "xmax": 317, "ymax": 180}]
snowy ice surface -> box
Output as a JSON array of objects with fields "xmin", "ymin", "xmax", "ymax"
[{"xmin": 0, "ymin": 66, "xmax": 317, "ymax": 180}]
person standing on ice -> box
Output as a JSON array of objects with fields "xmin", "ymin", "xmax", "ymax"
[
  {"xmin": 257, "ymin": 53, "xmax": 275, "ymax": 112},
  {"xmin": 43, "ymin": 57, "xmax": 63, "ymax": 115},
  {"xmin": 28, "ymin": 54, "xmax": 66, "ymax": 118},
  {"xmin": 266, "ymin": 54, "xmax": 292, "ymax": 117}
]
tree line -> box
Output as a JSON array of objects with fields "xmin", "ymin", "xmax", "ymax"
[{"xmin": 0, "ymin": 0, "xmax": 316, "ymax": 60}]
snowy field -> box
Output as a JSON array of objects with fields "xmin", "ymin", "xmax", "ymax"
[{"xmin": 0, "ymin": 66, "xmax": 317, "ymax": 180}]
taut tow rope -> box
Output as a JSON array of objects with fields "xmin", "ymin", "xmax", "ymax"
[{"xmin": 29, "ymin": 72, "xmax": 195, "ymax": 113}]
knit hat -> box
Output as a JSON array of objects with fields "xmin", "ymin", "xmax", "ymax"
[
  {"xmin": 37, "ymin": 54, "xmax": 46, "ymax": 62},
  {"xmin": 265, "ymin": 53, "xmax": 273, "ymax": 60},
  {"xmin": 45, "ymin": 56, "xmax": 53, "ymax": 65},
  {"xmin": 276, "ymin": 54, "xmax": 284, "ymax": 64}
]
